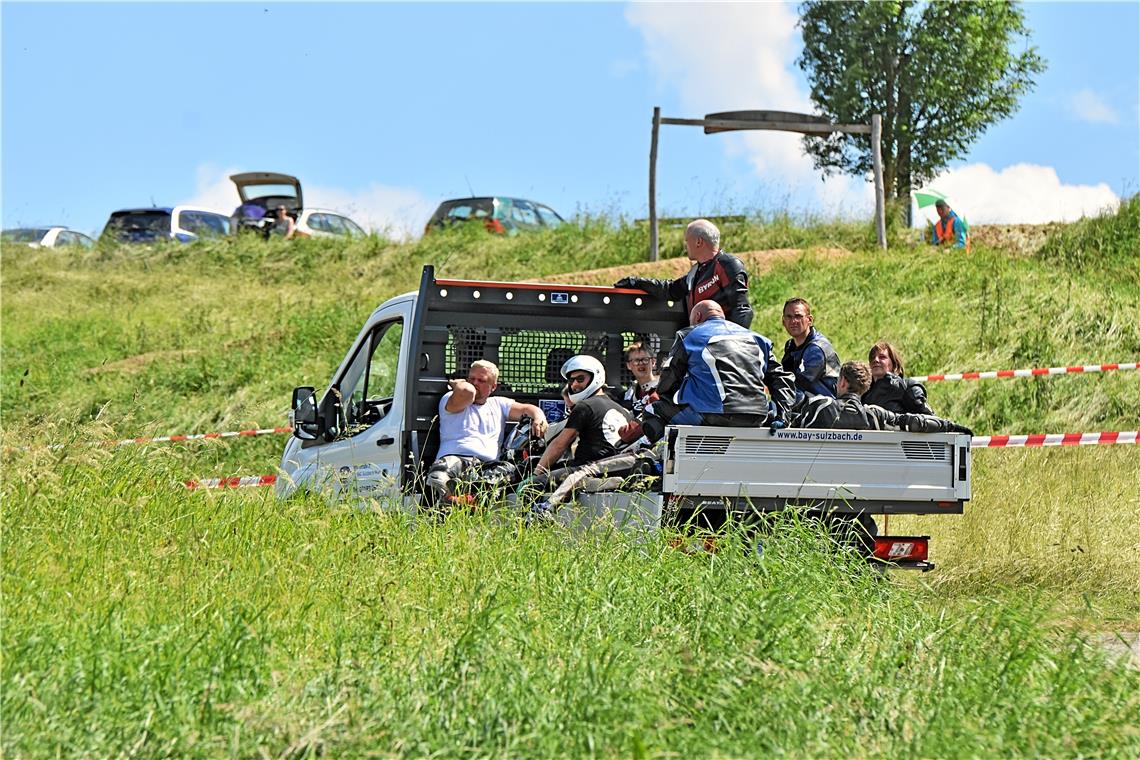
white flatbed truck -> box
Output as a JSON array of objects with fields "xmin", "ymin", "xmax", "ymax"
[{"xmin": 279, "ymin": 266, "xmax": 970, "ymax": 569}]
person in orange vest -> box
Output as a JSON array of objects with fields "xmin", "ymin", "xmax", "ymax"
[{"xmin": 930, "ymin": 199, "xmax": 970, "ymax": 250}]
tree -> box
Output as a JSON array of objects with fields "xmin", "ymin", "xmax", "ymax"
[{"xmin": 797, "ymin": 0, "xmax": 1045, "ymax": 220}]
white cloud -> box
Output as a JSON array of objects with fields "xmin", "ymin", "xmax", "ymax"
[
  {"xmin": 609, "ymin": 58, "xmax": 641, "ymax": 78},
  {"xmin": 182, "ymin": 165, "xmax": 436, "ymax": 240},
  {"xmin": 1068, "ymin": 89, "xmax": 1120, "ymax": 125},
  {"xmin": 625, "ymin": 2, "xmax": 873, "ymax": 215},
  {"xmin": 917, "ymin": 163, "xmax": 1120, "ymax": 225}
]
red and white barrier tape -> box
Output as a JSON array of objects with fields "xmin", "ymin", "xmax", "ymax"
[
  {"xmin": 914, "ymin": 362, "xmax": 1137, "ymax": 383},
  {"xmin": 182, "ymin": 430, "xmax": 1137, "ymax": 490},
  {"xmin": 32, "ymin": 426, "xmax": 293, "ymax": 451},
  {"xmin": 971, "ymin": 430, "xmax": 1137, "ymax": 448},
  {"xmin": 104, "ymin": 426, "xmax": 291, "ymax": 447},
  {"xmin": 185, "ymin": 474, "xmax": 278, "ymax": 490}
]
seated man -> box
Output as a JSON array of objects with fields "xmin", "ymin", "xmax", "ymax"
[
  {"xmin": 793, "ymin": 360, "xmax": 972, "ymax": 434},
  {"xmin": 534, "ymin": 355, "xmax": 632, "ymax": 476},
  {"xmin": 521, "ymin": 355, "xmax": 632, "ymax": 513},
  {"xmin": 425, "ymin": 359, "xmax": 547, "ymax": 507},
  {"xmin": 780, "ymin": 297, "xmax": 840, "ymax": 405},
  {"xmin": 628, "ymin": 300, "xmax": 796, "ymax": 442}
]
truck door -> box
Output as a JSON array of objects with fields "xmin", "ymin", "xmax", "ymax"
[{"xmin": 311, "ymin": 312, "xmax": 408, "ymax": 503}]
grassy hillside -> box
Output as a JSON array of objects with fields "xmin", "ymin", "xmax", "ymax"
[{"xmin": 3, "ymin": 202, "xmax": 1138, "ymax": 756}]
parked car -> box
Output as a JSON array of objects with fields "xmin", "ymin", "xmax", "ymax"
[
  {"xmin": 230, "ymin": 171, "xmax": 302, "ymax": 238},
  {"xmin": 230, "ymin": 172, "xmax": 366, "ymax": 239},
  {"xmin": 292, "ymin": 208, "xmax": 367, "ymax": 239},
  {"xmin": 424, "ymin": 197, "xmax": 565, "ymax": 235},
  {"xmin": 100, "ymin": 206, "xmax": 231, "ymax": 244},
  {"xmin": 2, "ymin": 227, "xmax": 95, "ymax": 249}
]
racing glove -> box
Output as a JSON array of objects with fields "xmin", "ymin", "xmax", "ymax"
[
  {"xmin": 947, "ymin": 423, "xmax": 974, "ymax": 436},
  {"xmin": 630, "ymin": 390, "xmax": 660, "ymax": 415},
  {"xmin": 614, "ymin": 277, "xmax": 639, "ymax": 289},
  {"xmin": 767, "ymin": 416, "xmax": 787, "ymax": 435}
]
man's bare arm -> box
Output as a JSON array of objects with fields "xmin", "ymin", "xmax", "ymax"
[
  {"xmin": 443, "ymin": 379, "xmax": 476, "ymax": 413},
  {"xmin": 508, "ymin": 401, "xmax": 549, "ymax": 437},
  {"xmin": 537, "ymin": 427, "xmax": 577, "ymax": 473}
]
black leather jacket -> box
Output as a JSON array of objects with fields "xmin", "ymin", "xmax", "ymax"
[
  {"xmin": 622, "ymin": 251, "xmax": 753, "ymax": 328},
  {"xmin": 793, "ymin": 393, "xmax": 965, "ymax": 433},
  {"xmin": 862, "ymin": 373, "xmax": 933, "ymax": 415}
]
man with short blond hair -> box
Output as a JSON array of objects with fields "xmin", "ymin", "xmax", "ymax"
[{"xmin": 426, "ymin": 360, "xmax": 547, "ymax": 506}]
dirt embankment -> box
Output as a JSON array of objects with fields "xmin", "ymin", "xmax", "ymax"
[
  {"xmin": 546, "ymin": 224, "xmax": 1060, "ymax": 284},
  {"xmin": 546, "ymin": 246, "xmax": 852, "ymax": 286}
]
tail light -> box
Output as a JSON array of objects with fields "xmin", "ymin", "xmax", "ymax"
[
  {"xmin": 484, "ymin": 218, "xmax": 506, "ymax": 234},
  {"xmin": 872, "ymin": 536, "xmax": 929, "ymax": 562}
]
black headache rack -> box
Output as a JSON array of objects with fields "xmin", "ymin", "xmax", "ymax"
[{"xmin": 400, "ymin": 265, "xmax": 687, "ymax": 491}]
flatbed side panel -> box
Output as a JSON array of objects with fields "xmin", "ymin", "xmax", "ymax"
[{"xmin": 663, "ymin": 426, "xmax": 971, "ymax": 509}]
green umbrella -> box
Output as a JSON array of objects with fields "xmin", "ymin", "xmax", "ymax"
[{"xmin": 914, "ymin": 189, "xmax": 948, "ymax": 209}]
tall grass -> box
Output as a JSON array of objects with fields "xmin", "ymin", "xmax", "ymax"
[
  {"xmin": 3, "ymin": 449, "xmax": 1138, "ymax": 757},
  {"xmin": 1036, "ymin": 193, "xmax": 1139, "ymax": 279}
]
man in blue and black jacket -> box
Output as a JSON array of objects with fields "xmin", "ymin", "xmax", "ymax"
[
  {"xmin": 626, "ymin": 301, "xmax": 795, "ymax": 443},
  {"xmin": 780, "ymin": 297, "xmax": 841, "ymax": 406}
]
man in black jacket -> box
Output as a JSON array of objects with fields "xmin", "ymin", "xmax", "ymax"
[
  {"xmin": 794, "ymin": 361, "xmax": 971, "ymax": 435},
  {"xmin": 613, "ymin": 218, "xmax": 754, "ymax": 328}
]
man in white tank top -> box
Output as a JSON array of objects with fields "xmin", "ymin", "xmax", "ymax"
[{"xmin": 426, "ymin": 360, "xmax": 547, "ymax": 507}]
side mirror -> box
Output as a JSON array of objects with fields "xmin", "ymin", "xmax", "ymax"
[{"xmin": 290, "ymin": 386, "xmax": 321, "ymax": 441}]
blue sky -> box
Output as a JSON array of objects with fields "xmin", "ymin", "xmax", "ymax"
[{"xmin": 3, "ymin": 2, "xmax": 1137, "ymax": 239}]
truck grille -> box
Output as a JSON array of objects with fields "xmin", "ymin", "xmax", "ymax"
[
  {"xmin": 683, "ymin": 435, "xmax": 735, "ymax": 456},
  {"xmin": 900, "ymin": 441, "xmax": 949, "ymax": 461}
]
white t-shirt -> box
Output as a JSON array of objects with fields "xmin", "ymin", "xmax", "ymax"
[{"xmin": 437, "ymin": 393, "xmax": 514, "ymax": 461}]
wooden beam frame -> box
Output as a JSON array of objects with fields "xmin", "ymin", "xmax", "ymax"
[{"xmin": 648, "ymin": 109, "xmax": 887, "ymax": 261}]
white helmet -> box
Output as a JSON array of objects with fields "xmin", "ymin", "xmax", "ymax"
[{"xmin": 561, "ymin": 355, "xmax": 606, "ymax": 404}]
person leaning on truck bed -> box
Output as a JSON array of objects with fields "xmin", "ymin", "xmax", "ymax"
[
  {"xmin": 862, "ymin": 341, "xmax": 935, "ymax": 415},
  {"xmin": 622, "ymin": 300, "xmax": 797, "ymax": 443},
  {"xmin": 425, "ymin": 360, "xmax": 548, "ymax": 506},
  {"xmin": 613, "ymin": 218, "xmax": 754, "ymax": 328},
  {"xmin": 780, "ymin": 297, "xmax": 841, "ymax": 406},
  {"xmin": 794, "ymin": 360, "xmax": 971, "ymax": 435}
]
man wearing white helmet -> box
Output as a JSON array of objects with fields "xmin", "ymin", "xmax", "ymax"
[{"xmin": 533, "ymin": 354, "xmax": 632, "ymax": 476}]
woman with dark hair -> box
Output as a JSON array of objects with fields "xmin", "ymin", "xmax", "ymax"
[{"xmin": 862, "ymin": 341, "xmax": 934, "ymax": 415}]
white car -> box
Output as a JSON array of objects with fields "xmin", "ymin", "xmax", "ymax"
[
  {"xmin": 2, "ymin": 227, "xmax": 96, "ymax": 249},
  {"xmin": 292, "ymin": 208, "xmax": 367, "ymax": 239},
  {"xmin": 229, "ymin": 172, "xmax": 367, "ymax": 240}
]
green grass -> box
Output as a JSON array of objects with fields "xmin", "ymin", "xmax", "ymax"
[
  {"xmin": 4, "ymin": 456, "xmax": 1138, "ymax": 757},
  {"xmin": 3, "ymin": 203, "xmax": 1139, "ymax": 756}
]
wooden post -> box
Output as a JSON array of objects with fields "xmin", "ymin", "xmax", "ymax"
[
  {"xmin": 649, "ymin": 107, "xmax": 660, "ymax": 262},
  {"xmin": 871, "ymin": 113, "xmax": 886, "ymax": 250}
]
